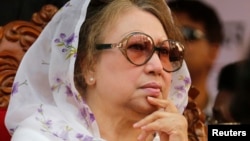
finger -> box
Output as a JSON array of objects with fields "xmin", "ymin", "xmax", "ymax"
[
  {"xmin": 147, "ymin": 97, "xmax": 178, "ymax": 113},
  {"xmin": 140, "ymin": 115, "xmax": 188, "ymax": 140},
  {"xmin": 134, "ymin": 111, "xmax": 187, "ymax": 131},
  {"xmin": 134, "ymin": 112, "xmax": 188, "ymax": 140},
  {"xmin": 136, "ymin": 130, "xmax": 155, "ymax": 141},
  {"xmin": 134, "ymin": 110, "xmax": 167, "ymax": 128},
  {"xmin": 141, "ymin": 116, "xmax": 184, "ymax": 131}
]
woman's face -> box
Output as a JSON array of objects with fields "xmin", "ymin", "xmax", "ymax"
[{"xmin": 89, "ymin": 7, "xmax": 172, "ymax": 117}]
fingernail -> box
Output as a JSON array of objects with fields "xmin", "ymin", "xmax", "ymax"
[{"xmin": 133, "ymin": 123, "xmax": 138, "ymax": 128}]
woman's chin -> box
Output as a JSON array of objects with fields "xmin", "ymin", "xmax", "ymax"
[
  {"xmin": 134, "ymin": 103, "xmax": 158, "ymax": 115},
  {"xmin": 127, "ymin": 97, "xmax": 158, "ymax": 116}
]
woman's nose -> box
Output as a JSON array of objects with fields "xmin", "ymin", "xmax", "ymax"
[{"xmin": 144, "ymin": 53, "xmax": 163, "ymax": 74}]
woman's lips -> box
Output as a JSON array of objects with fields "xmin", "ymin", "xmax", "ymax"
[{"xmin": 140, "ymin": 82, "xmax": 162, "ymax": 97}]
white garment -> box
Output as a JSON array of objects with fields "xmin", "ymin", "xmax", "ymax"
[{"xmin": 5, "ymin": 0, "xmax": 191, "ymax": 140}]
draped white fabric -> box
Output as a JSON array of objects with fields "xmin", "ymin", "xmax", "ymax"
[{"xmin": 5, "ymin": 0, "xmax": 191, "ymax": 140}]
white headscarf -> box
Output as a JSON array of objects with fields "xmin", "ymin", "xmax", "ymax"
[{"xmin": 5, "ymin": 0, "xmax": 191, "ymax": 140}]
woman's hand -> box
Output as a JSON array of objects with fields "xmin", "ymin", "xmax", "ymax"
[{"xmin": 133, "ymin": 96, "xmax": 188, "ymax": 141}]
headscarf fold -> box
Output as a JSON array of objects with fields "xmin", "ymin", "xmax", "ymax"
[{"xmin": 5, "ymin": 0, "xmax": 191, "ymax": 140}]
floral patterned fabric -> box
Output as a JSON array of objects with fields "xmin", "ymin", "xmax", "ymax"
[{"xmin": 5, "ymin": 0, "xmax": 191, "ymax": 141}]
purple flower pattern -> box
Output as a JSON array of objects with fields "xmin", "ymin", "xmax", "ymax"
[
  {"xmin": 51, "ymin": 76, "xmax": 75, "ymax": 97},
  {"xmin": 54, "ymin": 33, "xmax": 77, "ymax": 59},
  {"xmin": 51, "ymin": 76, "xmax": 61, "ymax": 88},
  {"xmin": 36, "ymin": 104, "xmax": 94, "ymax": 141},
  {"xmin": 12, "ymin": 80, "xmax": 27, "ymax": 95},
  {"xmin": 76, "ymin": 133, "xmax": 93, "ymax": 141},
  {"xmin": 173, "ymin": 75, "xmax": 191, "ymax": 99},
  {"xmin": 79, "ymin": 107, "xmax": 95, "ymax": 128},
  {"xmin": 65, "ymin": 83, "xmax": 74, "ymax": 97},
  {"xmin": 50, "ymin": 76, "xmax": 96, "ymax": 130}
]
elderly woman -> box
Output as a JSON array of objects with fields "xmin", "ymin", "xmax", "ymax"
[{"xmin": 5, "ymin": 0, "xmax": 191, "ymax": 141}]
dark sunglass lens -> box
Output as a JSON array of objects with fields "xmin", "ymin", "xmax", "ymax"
[
  {"xmin": 181, "ymin": 27, "xmax": 205, "ymax": 41},
  {"xmin": 181, "ymin": 27, "xmax": 196, "ymax": 40},
  {"xmin": 159, "ymin": 40, "xmax": 184, "ymax": 72},
  {"xmin": 170, "ymin": 47, "xmax": 183, "ymax": 62},
  {"xmin": 168, "ymin": 41, "xmax": 184, "ymax": 71}
]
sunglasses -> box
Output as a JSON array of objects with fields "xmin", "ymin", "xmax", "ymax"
[
  {"xmin": 181, "ymin": 26, "xmax": 206, "ymax": 41},
  {"xmin": 96, "ymin": 32, "xmax": 184, "ymax": 73}
]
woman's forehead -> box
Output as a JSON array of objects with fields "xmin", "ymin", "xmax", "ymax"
[{"xmin": 101, "ymin": 7, "xmax": 167, "ymax": 43}]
